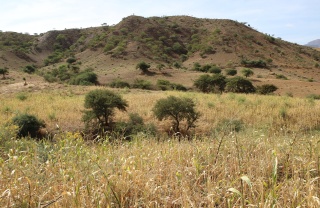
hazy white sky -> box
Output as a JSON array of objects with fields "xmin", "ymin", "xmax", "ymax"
[{"xmin": 1, "ymin": 0, "xmax": 319, "ymax": 45}]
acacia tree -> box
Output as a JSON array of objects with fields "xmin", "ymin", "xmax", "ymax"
[
  {"xmin": 152, "ymin": 96, "xmax": 201, "ymax": 135},
  {"xmin": 83, "ymin": 89, "xmax": 128, "ymax": 130}
]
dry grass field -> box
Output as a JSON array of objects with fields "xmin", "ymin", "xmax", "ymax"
[{"xmin": 1, "ymin": 87, "xmax": 320, "ymax": 207}]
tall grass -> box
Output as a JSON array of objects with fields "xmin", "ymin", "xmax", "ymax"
[
  {"xmin": 1, "ymin": 88, "xmax": 320, "ymax": 206},
  {"xmin": 1, "ymin": 131, "xmax": 320, "ymax": 207}
]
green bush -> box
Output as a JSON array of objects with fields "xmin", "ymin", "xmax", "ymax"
[
  {"xmin": 194, "ymin": 74, "xmax": 226, "ymax": 93},
  {"xmin": 12, "ymin": 113, "xmax": 46, "ymax": 138},
  {"xmin": 114, "ymin": 113, "xmax": 157, "ymax": 138},
  {"xmin": 152, "ymin": 96, "xmax": 201, "ymax": 134},
  {"xmin": 256, "ymin": 84, "xmax": 278, "ymax": 95},
  {"xmin": 23, "ymin": 65, "xmax": 36, "ymax": 74},
  {"xmin": 132, "ymin": 79, "xmax": 152, "ymax": 90},
  {"xmin": 208, "ymin": 66, "xmax": 221, "ymax": 74},
  {"xmin": 225, "ymin": 68, "xmax": 237, "ymax": 76},
  {"xmin": 136, "ymin": 61, "xmax": 150, "ymax": 73},
  {"xmin": 241, "ymin": 68, "xmax": 254, "ymax": 77},
  {"xmin": 69, "ymin": 71, "xmax": 98, "ymax": 86},
  {"xmin": 241, "ymin": 59, "xmax": 266, "ymax": 68},
  {"xmin": 110, "ymin": 79, "xmax": 130, "ymax": 88},
  {"xmin": 66, "ymin": 57, "xmax": 77, "ymax": 64},
  {"xmin": 225, "ymin": 76, "xmax": 256, "ymax": 93},
  {"xmin": 82, "ymin": 89, "xmax": 128, "ymax": 130},
  {"xmin": 306, "ymin": 94, "xmax": 320, "ymax": 100},
  {"xmin": 156, "ymin": 79, "xmax": 187, "ymax": 91},
  {"xmin": 0, "ymin": 68, "xmax": 8, "ymax": 79}
]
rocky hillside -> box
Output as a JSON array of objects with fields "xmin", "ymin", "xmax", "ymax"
[{"xmin": 1, "ymin": 15, "xmax": 320, "ymax": 96}]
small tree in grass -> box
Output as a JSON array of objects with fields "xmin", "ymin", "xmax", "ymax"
[
  {"xmin": 152, "ymin": 96, "xmax": 201, "ymax": 135},
  {"xmin": 136, "ymin": 61, "xmax": 150, "ymax": 73},
  {"xmin": 83, "ymin": 89, "xmax": 128, "ymax": 130}
]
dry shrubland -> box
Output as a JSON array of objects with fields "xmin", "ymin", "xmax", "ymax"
[{"xmin": 1, "ymin": 88, "xmax": 320, "ymax": 207}]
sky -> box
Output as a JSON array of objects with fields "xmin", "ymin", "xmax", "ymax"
[{"xmin": 0, "ymin": 0, "xmax": 319, "ymax": 45}]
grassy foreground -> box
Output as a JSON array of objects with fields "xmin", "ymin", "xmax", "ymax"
[{"xmin": 1, "ymin": 88, "xmax": 320, "ymax": 207}]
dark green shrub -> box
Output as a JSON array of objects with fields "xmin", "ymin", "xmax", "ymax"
[
  {"xmin": 209, "ymin": 66, "xmax": 221, "ymax": 74},
  {"xmin": 241, "ymin": 68, "xmax": 254, "ymax": 77},
  {"xmin": 12, "ymin": 113, "xmax": 45, "ymax": 138},
  {"xmin": 110, "ymin": 79, "xmax": 130, "ymax": 88},
  {"xmin": 66, "ymin": 57, "xmax": 77, "ymax": 64},
  {"xmin": 194, "ymin": 74, "xmax": 226, "ymax": 93},
  {"xmin": 0, "ymin": 68, "xmax": 8, "ymax": 79},
  {"xmin": 192, "ymin": 62, "xmax": 201, "ymax": 71},
  {"xmin": 69, "ymin": 71, "xmax": 98, "ymax": 86},
  {"xmin": 157, "ymin": 79, "xmax": 187, "ymax": 91},
  {"xmin": 23, "ymin": 65, "xmax": 36, "ymax": 74},
  {"xmin": 157, "ymin": 79, "xmax": 171, "ymax": 90},
  {"xmin": 114, "ymin": 113, "xmax": 157, "ymax": 138},
  {"xmin": 225, "ymin": 68, "xmax": 237, "ymax": 76},
  {"xmin": 132, "ymin": 79, "xmax": 152, "ymax": 90},
  {"xmin": 136, "ymin": 61, "xmax": 150, "ymax": 73},
  {"xmin": 241, "ymin": 59, "xmax": 266, "ymax": 68},
  {"xmin": 256, "ymin": 84, "xmax": 278, "ymax": 95},
  {"xmin": 82, "ymin": 89, "xmax": 128, "ymax": 129},
  {"xmin": 225, "ymin": 76, "xmax": 256, "ymax": 93},
  {"xmin": 152, "ymin": 96, "xmax": 201, "ymax": 133}
]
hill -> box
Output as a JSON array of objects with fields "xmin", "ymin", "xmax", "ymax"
[
  {"xmin": 1, "ymin": 15, "xmax": 320, "ymax": 97},
  {"xmin": 306, "ymin": 39, "xmax": 320, "ymax": 48}
]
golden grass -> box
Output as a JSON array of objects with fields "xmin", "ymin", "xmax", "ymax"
[
  {"xmin": 1, "ymin": 88, "xmax": 320, "ymax": 207},
  {"xmin": 1, "ymin": 131, "xmax": 320, "ymax": 207},
  {"xmin": 1, "ymin": 87, "xmax": 320, "ymax": 134}
]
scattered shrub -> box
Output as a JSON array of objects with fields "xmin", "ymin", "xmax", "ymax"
[
  {"xmin": 0, "ymin": 68, "xmax": 8, "ymax": 79},
  {"xmin": 136, "ymin": 61, "xmax": 150, "ymax": 73},
  {"xmin": 225, "ymin": 76, "xmax": 256, "ymax": 93},
  {"xmin": 153, "ymin": 96, "xmax": 201, "ymax": 134},
  {"xmin": 241, "ymin": 59, "xmax": 266, "ymax": 68},
  {"xmin": 23, "ymin": 65, "xmax": 36, "ymax": 74},
  {"xmin": 66, "ymin": 57, "xmax": 77, "ymax": 64},
  {"xmin": 69, "ymin": 71, "xmax": 98, "ymax": 86},
  {"xmin": 225, "ymin": 68, "xmax": 237, "ymax": 76},
  {"xmin": 132, "ymin": 79, "xmax": 152, "ymax": 90},
  {"xmin": 12, "ymin": 113, "xmax": 45, "ymax": 138},
  {"xmin": 194, "ymin": 74, "xmax": 226, "ymax": 93},
  {"xmin": 82, "ymin": 89, "xmax": 128, "ymax": 130},
  {"xmin": 241, "ymin": 68, "xmax": 254, "ymax": 77},
  {"xmin": 110, "ymin": 79, "xmax": 130, "ymax": 88},
  {"xmin": 157, "ymin": 79, "xmax": 187, "ymax": 91},
  {"xmin": 256, "ymin": 84, "xmax": 278, "ymax": 95}
]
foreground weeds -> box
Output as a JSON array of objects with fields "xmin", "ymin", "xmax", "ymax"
[{"xmin": 1, "ymin": 130, "xmax": 320, "ymax": 207}]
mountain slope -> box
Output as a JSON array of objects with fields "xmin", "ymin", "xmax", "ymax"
[
  {"xmin": 1, "ymin": 15, "xmax": 320, "ymax": 97},
  {"xmin": 306, "ymin": 39, "xmax": 320, "ymax": 48}
]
